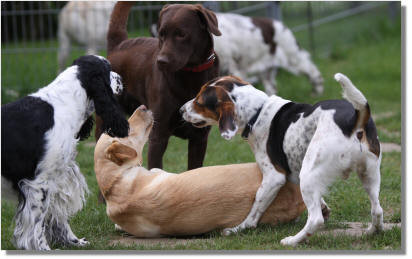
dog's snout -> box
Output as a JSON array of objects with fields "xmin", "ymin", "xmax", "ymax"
[
  {"xmin": 157, "ymin": 56, "xmax": 170, "ymax": 69},
  {"xmin": 138, "ymin": 105, "xmax": 147, "ymax": 111},
  {"xmin": 179, "ymin": 106, "xmax": 185, "ymax": 115},
  {"xmin": 157, "ymin": 56, "xmax": 170, "ymax": 65}
]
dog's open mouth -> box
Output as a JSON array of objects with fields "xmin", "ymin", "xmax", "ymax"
[{"xmin": 192, "ymin": 121, "xmax": 207, "ymax": 128}]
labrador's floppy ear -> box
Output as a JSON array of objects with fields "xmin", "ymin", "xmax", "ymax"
[
  {"xmin": 157, "ymin": 4, "xmax": 171, "ymax": 30},
  {"xmin": 194, "ymin": 4, "xmax": 222, "ymax": 36},
  {"xmin": 104, "ymin": 141, "xmax": 140, "ymax": 166},
  {"xmin": 218, "ymin": 103, "xmax": 238, "ymax": 140}
]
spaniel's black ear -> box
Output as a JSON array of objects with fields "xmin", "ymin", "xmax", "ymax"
[
  {"xmin": 74, "ymin": 55, "xmax": 129, "ymax": 138},
  {"xmin": 91, "ymin": 77, "xmax": 129, "ymax": 138},
  {"xmin": 76, "ymin": 116, "xmax": 94, "ymax": 141}
]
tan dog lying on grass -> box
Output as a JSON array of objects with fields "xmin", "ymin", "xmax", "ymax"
[{"xmin": 94, "ymin": 105, "xmax": 305, "ymax": 237}]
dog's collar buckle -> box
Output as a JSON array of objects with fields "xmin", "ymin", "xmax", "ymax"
[
  {"xmin": 182, "ymin": 52, "xmax": 216, "ymax": 73},
  {"xmin": 241, "ymin": 106, "xmax": 263, "ymax": 140}
]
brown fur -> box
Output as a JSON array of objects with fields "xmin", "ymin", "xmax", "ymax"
[
  {"xmin": 192, "ymin": 76, "xmax": 247, "ymax": 135},
  {"xmin": 94, "ymin": 107, "xmax": 306, "ymax": 237},
  {"xmin": 251, "ymin": 17, "xmax": 277, "ymax": 54},
  {"xmin": 95, "ymin": 2, "xmax": 221, "ymax": 171}
]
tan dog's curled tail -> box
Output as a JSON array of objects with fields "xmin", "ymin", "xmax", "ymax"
[{"xmin": 107, "ymin": 1, "xmax": 135, "ymax": 54}]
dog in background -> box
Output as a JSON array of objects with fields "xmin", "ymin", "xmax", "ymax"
[
  {"xmin": 151, "ymin": 12, "xmax": 324, "ymax": 96},
  {"xmin": 1, "ymin": 55, "xmax": 129, "ymax": 250},
  {"xmin": 94, "ymin": 105, "xmax": 306, "ymax": 237},
  {"xmin": 95, "ymin": 2, "xmax": 221, "ymax": 171},
  {"xmin": 57, "ymin": 1, "xmax": 115, "ymax": 72},
  {"xmin": 181, "ymin": 74, "xmax": 382, "ymax": 246}
]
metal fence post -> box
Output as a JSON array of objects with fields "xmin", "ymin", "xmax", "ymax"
[
  {"xmin": 203, "ymin": 1, "xmax": 220, "ymax": 12},
  {"xmin": 307, "ymin": 2, "xmax": 315, "ymax": 57},
  {"xmin": 388, "ymin": 1, "xmax": 398, "ymax": 23},
  {"xmin": 267, "ymin": 1, "xmax": 282, "ymax": 21}
]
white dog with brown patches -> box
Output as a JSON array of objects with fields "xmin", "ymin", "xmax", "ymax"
[
  {"xmin": 94, "ymin": 105, "xmax": 306, "ymax": 237},
  {"xmin": 181, "ymin": 74, "xmax": 383, "ymax": 246}
]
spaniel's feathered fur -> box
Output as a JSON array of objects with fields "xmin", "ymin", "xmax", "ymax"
[{"xmin": 1, "ymin": 55, "xmax": 129, "ymax": 250}]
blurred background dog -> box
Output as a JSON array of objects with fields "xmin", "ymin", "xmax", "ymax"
[{"xmin": 57, "ymin": 1, "xmax": 115, "ymax": 72}]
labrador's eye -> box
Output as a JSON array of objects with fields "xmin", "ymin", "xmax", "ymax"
[{"xmin": 175, "ymin": 30, "xmax": 186, "ymax": 39}]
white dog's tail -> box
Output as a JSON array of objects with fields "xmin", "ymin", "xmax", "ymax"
[{"xmin": 334, "ymin": 73, "xmax": 370, "ymax": 130}]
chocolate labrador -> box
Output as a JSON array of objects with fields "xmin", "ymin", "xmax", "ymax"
[{"xmin": 95, "ymin": 2, "xmax": 221, "ymax": 171}]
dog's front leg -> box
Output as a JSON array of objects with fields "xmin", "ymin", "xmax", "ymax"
[
  {"xmin": 148, "ymin": 130, "xmax": 171, "ymax": 170},
  {"xmin": 188, "ymin": 126, "xmax": 210, "ymax": 170},
  {"xmin": 50, "ymin": 219, "xmax": 89, "ymax": 247},
  {"xmin": 223, "ymin": 152, "xmax": 286, "ymax": 236}
]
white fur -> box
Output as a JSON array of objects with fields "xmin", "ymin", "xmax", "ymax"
[
  {"xmin": 181, "ymin": 73, "xmax": 383, "ymax": 246},
  {"xmin": 12, "ymin": 66, "xmax": 92, "ymax": 250},
  {"xmin": 13, "ymin": 60, "xmax": 123, "ymax": 250},
  {"xmin": 58, "ymin": 1, "xmax": 115, "ymax": 72},
  {"xmin": 214, "ymin": 13, "xmax": 324, "ymax": 95},
  {"xmin": 335, "ymin": 73, "xmax": 367, "ymax": 111}
]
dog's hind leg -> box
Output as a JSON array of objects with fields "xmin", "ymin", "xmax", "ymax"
[
  {"xmin": 280, "ymin": 165, "xmax": 326, "ymax": 247},
  {"xmin": 321, "ymin": 197, "xmax": 331, "ymax": 221},
  {"xmin": 280, "ymin": 127, "xmax": 339, "ymax": 246},
  {"xmin": 357, "ymin": 154, "xmax": 384, "ymax": 234},
  {"xmin": 14, "ymin": 181, "xmax": 51, "ymax": 250},
  {"xmin": 223, "ymin": 153, "xmax": 286, "ymax": 236}
]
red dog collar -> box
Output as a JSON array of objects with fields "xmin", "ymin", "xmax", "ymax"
[{"xmin": 182, "ymin": 52, "xmax": 216, "ymax": 73}]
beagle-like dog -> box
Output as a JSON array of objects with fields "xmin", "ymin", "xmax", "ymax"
[
  {"xmin": 94, "ymin": 105, "xmax": 305, "ymax": 237},
  {"xmin": 181, "ymin": 74, "xmax": 383, "ymax": 246}
]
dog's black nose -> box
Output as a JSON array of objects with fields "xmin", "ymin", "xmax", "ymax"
[
  {"xmin": 179, "ymin": 106, "xmax": 184, "ymax": 115},
  {"xmin": 138, "ymin": 105, "xmax": 147, "ymax": 111}
]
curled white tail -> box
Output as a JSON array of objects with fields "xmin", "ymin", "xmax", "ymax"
[
  {"xmin": 334, "ymin": 73, "xmax": 367, "ymax": 110},
  {"xmin": 334, "ymin": 73, "xmax": 370, "ymax": 130}
]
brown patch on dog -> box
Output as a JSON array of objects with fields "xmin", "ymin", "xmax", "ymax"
[
  {"xmin": 214, "ymin": 75, "xmax": 249, "ymax": 91},
  {"xmin": 274, "ymin": 163, "xmax": 287, "ymax": 175},
  {"xmin": 218, "ymin": 101, "xmax": 236, "ymax": 134},
  {"xmin": 105, "ymin": 141, "xmax": 138, "ymax": 166},
  {"xmin": 353, "ymin": 103, "xmax": 380, "ymax": 157},
  {"xmin": 367, "ymin": 137, "xmax": 381, "ymax": 157},
  {"xmin": 193, "ymin": 84, "xmax": 237, "ymax": 134},
  {"xmin": 251, "ymin": 17, "xmax": 277, "ymax": 54}
]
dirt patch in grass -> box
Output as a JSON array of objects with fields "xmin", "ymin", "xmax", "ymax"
[
  {"xmin": 109, "ymin": 222, "xmax": 401, "ymax": 248},
  {"xmin": 381, "ymin": 142, "xmax": 401, "ymax": 152},
  {"xmin": 374, "ymin": 111, "xmax": 396, "ymax": 121},
  {"xmin": 319, "ymin": 222, "xmax": 401, "ymax": 237},
  {"xmin": 109, "ymin": 233, "xmax": 212, "ymax": 248}
]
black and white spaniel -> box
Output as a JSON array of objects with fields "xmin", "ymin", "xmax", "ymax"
[{"xmin": 1, "ymin": 55, "xmax": 129, "ymax": 250}]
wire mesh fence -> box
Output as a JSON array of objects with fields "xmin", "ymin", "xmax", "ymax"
[{"xmin": 1, "ymin": 1, "xmax": 399, "ymax": 104}]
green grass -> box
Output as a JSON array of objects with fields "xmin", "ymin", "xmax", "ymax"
[{"xmin": 1, "ymin": 9, "xmax": 401, "ymax": 251}]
